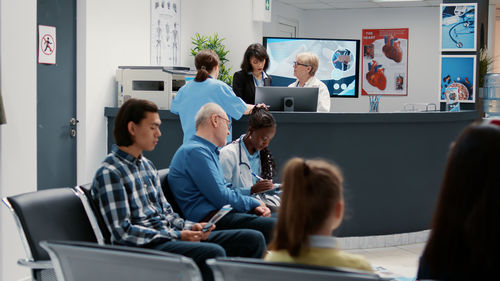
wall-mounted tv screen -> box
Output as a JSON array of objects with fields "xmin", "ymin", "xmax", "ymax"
[{"xmin": 263, "ymin": 37, "xmax": 360, "ymax": 98}]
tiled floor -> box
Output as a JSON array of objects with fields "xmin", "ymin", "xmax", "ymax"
[{"xmin": 346, "ymin": 243, "xmax": 425, "ymax": 280}]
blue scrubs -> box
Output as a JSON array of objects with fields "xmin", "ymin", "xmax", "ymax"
[{"xmin": 171, "ymin": 78, "xmax": 247, "ymax": 144}]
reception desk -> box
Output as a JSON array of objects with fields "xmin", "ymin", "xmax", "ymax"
[{"xmin": 105, "ymin": 108, "xmax": 478, "ymax": 237}]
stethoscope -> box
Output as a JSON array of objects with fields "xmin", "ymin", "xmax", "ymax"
[{"xmin": 238, "ymin": 136, "xmax": 252, "ymax": 170}]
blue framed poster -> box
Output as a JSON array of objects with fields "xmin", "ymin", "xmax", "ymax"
[
  {"xmin": 440, "ymin": 3, "xmax": 477, "ymax": 51},
  {"xmin": 440, "ymin": 55, "xmax": 476, "ymax": 103}
]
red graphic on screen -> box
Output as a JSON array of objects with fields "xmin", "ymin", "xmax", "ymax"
[
  {"xmin": 366, "ymin": 61, "xmax": 387, "ymax": 90},
  {"xmin": 382, "ymin": 36, "xmax": 402, "ymax": 63}
]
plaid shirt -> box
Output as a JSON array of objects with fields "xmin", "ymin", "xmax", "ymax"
[{"xmin": 91, "ymin": 145, "xmax": 194, "ymax": 246}]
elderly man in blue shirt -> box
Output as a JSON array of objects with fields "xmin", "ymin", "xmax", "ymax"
[
  {"xmin": 91, "ymin": 99, "xmax": 266, "ymax": 281},
  {"xmin": 168, "ymin": 102, "xmax": 276, "ymax": 243}
]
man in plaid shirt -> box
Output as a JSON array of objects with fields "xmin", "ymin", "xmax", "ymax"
[{"xmin": 91, "ymin": 99, "xmax": 266, "ymax": 281}]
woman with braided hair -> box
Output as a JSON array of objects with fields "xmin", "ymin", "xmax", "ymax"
[{"xmin": 219, "ymin": 106, "xmax": 279, "ymax": 210}]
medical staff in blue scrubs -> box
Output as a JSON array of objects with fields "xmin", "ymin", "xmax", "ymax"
[{"xmin": 171, "ymin": 49, "xmax": 256, "ymax": 143}]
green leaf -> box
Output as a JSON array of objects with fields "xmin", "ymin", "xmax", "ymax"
[{"xmin": 190, "ymin": 32, "xmax": 233, "ymax": 85}]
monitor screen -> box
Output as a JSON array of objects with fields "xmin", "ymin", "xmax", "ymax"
[
  {"xmin": 263, "ymin": 37, "xmax": 360, "ymax": 98},
  {"xmin": 255, "ymin": 86, "xmax": 318, "ymax": 112}
]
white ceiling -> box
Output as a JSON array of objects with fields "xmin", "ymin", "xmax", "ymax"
[{"xmin": 276, "ymin": 0, "xmax": 500, "ymax": 10}]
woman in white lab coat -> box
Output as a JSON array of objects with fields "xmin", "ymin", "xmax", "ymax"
[
  {"xmin": 220, "ymin": 107, "xmax": 277, "ymax": 196},
  {"xmin": 289, "ymin": 52, "xmax": 331, "ymax": 112}
]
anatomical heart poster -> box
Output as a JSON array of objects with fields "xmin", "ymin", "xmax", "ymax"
[{"xmin": 361, "ymin": 28, "xmax": 408, "ymax": 96}]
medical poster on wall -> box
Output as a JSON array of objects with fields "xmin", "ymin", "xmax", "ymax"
[
  {"xmin": 440, "ymin": 55, "xmax": 476, "ymax": 103},
  {"xmin": 150, "ymin": 0, "xmax": 181, "ymax": 66},
  {"xmin": 440, "ymin": 3, "xmax": 477, "ymax": 52},
  {"xmin": 361, "ymin": 28, "xmax": 408, "ymax": 96}
]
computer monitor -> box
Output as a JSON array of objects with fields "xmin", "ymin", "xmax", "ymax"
[
  {"xmin": 255, "ymin": 86, "xmax": 318, "ymax": 112},
  {"xmin": 263, "ymin": 36, "xmax": 360, "ymax": 98}
]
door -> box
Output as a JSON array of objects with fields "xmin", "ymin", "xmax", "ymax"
[{"xmin": 37, "ymin": 0, "xmax": 77, "ymax": 189}]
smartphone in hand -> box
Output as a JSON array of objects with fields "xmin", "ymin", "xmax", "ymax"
[{"xmin": 202, "ymin": 222, "xmax": 213, "ymax": 233}]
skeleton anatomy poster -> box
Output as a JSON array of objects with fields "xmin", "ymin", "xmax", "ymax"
[{"xmin": 151, "ymin": 0, "xmax": 180, "ymax": 66}]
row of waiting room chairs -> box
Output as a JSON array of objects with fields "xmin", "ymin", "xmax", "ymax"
[{"xmin": 2, "ymin": 169, "xmax": 389, "ymax": 281}]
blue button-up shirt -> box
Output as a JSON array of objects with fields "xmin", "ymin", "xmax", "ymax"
[
  {"xmin": 168, "ymin": 135, "xmax": 260, "ymax": 222},
  {"xmin": 91, "ymin": 145, "xmax": 193, "ymax": 246}
]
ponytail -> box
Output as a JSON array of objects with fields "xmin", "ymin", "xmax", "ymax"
[
  {"xmin": 269, "ymin": 158, "xmax": 344, "ymax": 257},
  {"xmin": 194, "ymin": 50, "xmax": 219, "ymax": 82},
  {"xmin": 195, "ymin": 66, "xmax": 210, "ymax": 82}
]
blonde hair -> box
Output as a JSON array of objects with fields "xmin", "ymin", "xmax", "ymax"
[
  {"xmin": 296, "ymin": 52, "xmax": 319, "ymax": 76},
  {"xmin": 269, "ymin": 157, "xmax": 344, "ymax": 256}
]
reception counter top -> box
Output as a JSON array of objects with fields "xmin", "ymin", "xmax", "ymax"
[{"xmin": 105, "ymin": 108, "xmax": 478, "ymax": 237}]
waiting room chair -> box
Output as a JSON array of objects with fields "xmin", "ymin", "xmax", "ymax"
[
  {"xmin": 40, "ymin": 240, "xmax": 203, "ymax": 281},
  {"xmin": 158, "ymin": 168, "xmax": 185, "ymax": 217},
  {"xmin": 2, "ymin": 188, "xmax": 99, "ymax": 281},
  {"xmin": 206, "ymin": 257, "xmax": 388, "ymax": 281},
  {"xmin": 74, "ymin": 184, "xmax": 111, "ymax": 244}
]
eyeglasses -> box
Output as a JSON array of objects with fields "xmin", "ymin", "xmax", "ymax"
[
  {"xmin": 293, "ymin": 61, "xmax": 310, "ymax": 67},
  {"xmin": 217, "ymin": 115, "xmax": 232, "ymax": 130}
]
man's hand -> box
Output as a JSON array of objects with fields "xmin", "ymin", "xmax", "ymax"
[
  {"xmin": 253, "ymin": 200, "xmax": 271, "ymax": 217},
  {"xmin": 180, "ymin": 230, "xmax": 204, "ymax": 242},
  {"xmin": 251, "ymin": 180, "xmax": 273, "ymax": 194},
  {"xmin": 191, "ymin": 223, "xmax": 215, "ymax": 240}
]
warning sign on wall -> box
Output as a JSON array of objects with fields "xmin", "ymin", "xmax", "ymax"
[{"xmin": 38, "ymin": 25, "xmax": 56, "ymax": 65}]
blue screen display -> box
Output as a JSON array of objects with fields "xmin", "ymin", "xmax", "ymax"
[{"xmin": 263, "ymin": 37, "xmax": 360, "ymax": 98}]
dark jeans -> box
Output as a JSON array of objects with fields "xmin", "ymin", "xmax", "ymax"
[
  {"xmin": 144, "ymin": 229, "xmax": 265, "ymax": 281},
  {"xmin": 214, "ymin": 212, "xmax": 276, "ymax": 244}
]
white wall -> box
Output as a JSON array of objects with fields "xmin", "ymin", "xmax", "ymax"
[
  {"xmin": 77, "ymin": 0, "xmax": 151, "ymax": 184},
  {"xmin": 263, "ymin": 1, "xmax": 306, "ymax": 37},
  {"xmin": 181, "ymin": 0, "xmax": 263, "ymax": 74},
  {"xmin": 264, "ymin": 6, "xmax": 441, "ymax": 113},
  {"xmin": 0, "ymin": 0, "xmax": 37, "ymax": 280}
]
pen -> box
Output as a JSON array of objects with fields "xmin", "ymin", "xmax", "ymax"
[{"xmin": 251, "ymin": 172, "xmax": 264, "ymax": 181}]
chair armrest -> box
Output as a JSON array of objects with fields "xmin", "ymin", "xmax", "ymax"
[{"xmin": 17, "ymin": 259, "xmax": 53, "ymax": 269}]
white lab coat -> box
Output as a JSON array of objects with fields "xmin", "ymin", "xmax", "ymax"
[
  {"xmin": 219, "ymin": 135, "xmax": 254, "ymax": 195},
  {"xmin": 289, "ymin": 76, "xmax": 331, "ymax": 112}
]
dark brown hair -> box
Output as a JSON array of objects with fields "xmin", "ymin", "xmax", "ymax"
[
  {"xmin": 421, "ymin": 123, "xmax": 500, "ymax": 278},
  {"xmin": 247, "ymin": 107, "xmax": 276, "ymax": 179},
  {"xmin": 269, "ymin": 158, "xmax": 343, "ymax": 257},
  {"xmin": 114, "ymin": 98, "xmax": 158, "ymax": 146},
  {"xmin": 240, "ymin": 43, "xmax": 269, "ymax": 73},
  {"xmin": 194, "ymin": 49, "xmax": 220, "ymax": 82}
]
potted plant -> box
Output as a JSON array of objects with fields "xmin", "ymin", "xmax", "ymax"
[
  {"xmin": 190, "ymin": 33, "xmax": 233, "ymax": 86},
  {"xmin": 478, "ymin": 48, "xmax": 494, "ymax": 89},
  {"xmin": 477, "ymin": 48, "xmax": 496, "ymax": 117}
]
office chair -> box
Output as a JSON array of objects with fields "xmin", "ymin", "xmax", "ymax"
[
  {"xmin": 207, "ymin": 257, "xmax": 387, "ymax": 281},
  {"xmin": 2, "ymin": 188, "xmax": 99, "ymax": 281},
  {"xmin": 40, "ymin": 240, "xmax": 202, "ymax": 281},
  {"xmin": 158, "ymin": 168, "xmax": 185, "ymax": 217}
]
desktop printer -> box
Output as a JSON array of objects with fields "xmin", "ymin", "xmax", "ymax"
[{"xmin": 116, "ymin": 66, "xmax": 196, "ymax": 109}]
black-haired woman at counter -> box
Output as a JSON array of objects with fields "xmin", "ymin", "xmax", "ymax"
[{"xmin": 233, "ymin": 43, "xmax": 272, "ymax": 104}]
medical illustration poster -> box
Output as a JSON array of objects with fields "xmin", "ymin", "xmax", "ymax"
[
  {"xmin": 440, "ymin": 3, "xmax": 477, "ymax": 51},
  {"xmin": 361, "ymin": 28, "xmax": 408, "ymax": 96},
  {"xmin": 151, "ymin": 0, "xmax": 180, "ymax": 66},
  {"xmin": 440, "ymin": 55, "xmax": 476, "ymax": 103}
]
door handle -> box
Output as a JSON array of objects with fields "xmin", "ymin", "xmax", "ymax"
[
  {"xmin": 70, "ymin": 118, "xmax": 79, "ymax": 126},
  {"xmin": 69, "ymin": 118, "xmax": 79, "ymax": 138}
]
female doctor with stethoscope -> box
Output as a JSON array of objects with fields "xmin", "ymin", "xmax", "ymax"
[{"xmin": 220, "ymin": 107, "xmax": 277, "ymax": 196}]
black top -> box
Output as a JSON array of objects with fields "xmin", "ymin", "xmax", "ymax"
[{"xmin": 232, "ymin": 70, "xmax": 272, "ymax": 104}]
